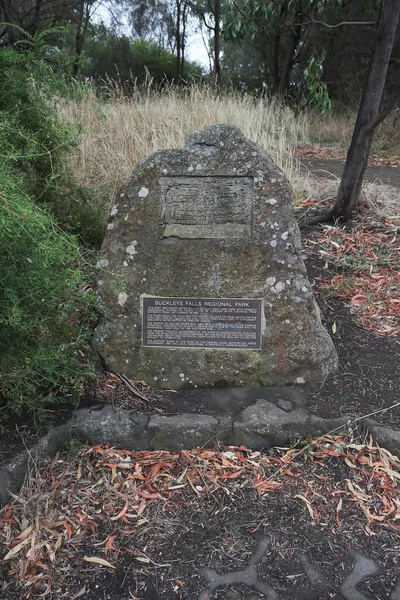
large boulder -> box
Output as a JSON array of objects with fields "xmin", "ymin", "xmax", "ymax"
[{"xmin": 94, "ymin": 124, "xmax": 337, "ymax": 389}]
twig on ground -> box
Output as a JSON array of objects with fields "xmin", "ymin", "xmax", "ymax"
[{"xmin": 116, "ymin": 372, "xmax": 163, "ymax": 413}]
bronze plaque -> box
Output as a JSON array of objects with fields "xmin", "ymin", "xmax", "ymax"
[
  {"xmin": 160, "ymin": 176, "xmax": 253, "ymax": 239},
  {"xmin": 142, "ymin": 297, "xmax": 262, "ymax": 350}
]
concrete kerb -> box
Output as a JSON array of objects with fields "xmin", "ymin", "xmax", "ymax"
[
  {"xmin": 0, "ymin": 388, "xmax": 399, "ymax": 508},
  {"xmin": 0, "ymin": 425, "xmax": 71, "ymax": 507}
]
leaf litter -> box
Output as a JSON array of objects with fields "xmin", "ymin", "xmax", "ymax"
[
  {"xmin": 1, "ymin": 433, "xmax": 399, "ymax": 598},
  {"xmin": 299, "ymin": 202, "xmax": 399, "ymax": 336}
]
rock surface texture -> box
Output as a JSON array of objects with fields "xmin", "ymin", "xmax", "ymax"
[{"xmin": 94, "ymin": 124, "xmax": 337, "ymax": 389}]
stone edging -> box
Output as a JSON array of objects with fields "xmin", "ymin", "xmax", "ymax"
[{"xmin": 1, "ymin": 388, "xmax": 399, "ymax": 507}]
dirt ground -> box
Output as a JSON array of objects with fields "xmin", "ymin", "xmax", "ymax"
[{"xmin": 0, "ymin": 156, "xmax": 399, "ymax": 600}]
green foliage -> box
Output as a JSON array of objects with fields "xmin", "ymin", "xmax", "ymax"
[
  {"xmin": 65, "ymin": 436, "xmax": 85, "ymax": 458},
  {"xmin": 0, "ymin": 39, "xmax": 98, "ymax": 418},
  {"xmin": 304, "ymin": 56, "xmax": 332, "ymax": 114},
  {"xmin": 0, "ymin": 148, "xmax": 96, "ymax": 416},
  {"xmin": 0, "ymin": 36, "xmax": 105, "ymax": 245},
  {"xmin": 222, "ymin": 0, "xmax": 388, "ymax": 104}
]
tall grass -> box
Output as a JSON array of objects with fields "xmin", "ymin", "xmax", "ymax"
[
  {"xmin": 61, "ymin": 81, "xmax": 309, "ymax": 215},
  {"xmin": 302, "ymin": 109, "xmax": 400, "ymax": 155},
  {"xmin": 61, "ymin": 80, "xmax": 399, "ymax": 222}
]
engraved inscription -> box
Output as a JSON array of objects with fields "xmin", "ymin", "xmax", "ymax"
[
  {"xmin": 142, "ymin": 297, "xmax": 262, "ymax": 350},
  {"xmin": 160, "ymin": 176, "xmax": 253, "ymax": 239}
]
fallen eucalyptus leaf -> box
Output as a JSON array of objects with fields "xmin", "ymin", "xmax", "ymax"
[{"xmin": 83, "ymin": 555, "xmax": 116, "ymax": 569}]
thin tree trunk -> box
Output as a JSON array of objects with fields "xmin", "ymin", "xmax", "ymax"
[
  {"xmin": 180, "ymin": 2, "xmax": 188, "ymax": 77},
  {"xmin": 271, "ymin": 0, "xmax": 289, "ymax": 95},
  {"xmin": 272, "ymin": 31, "xmax": 281, "ymax": 93},
  {"xmin": 72, "ymin": 0, "xmax": 85, "ymax": 78},
  {"xmin": 214, "ymin": 0, "xmax": 221, "ymax": 86},
  {"xmin": 332, "ymin": 0, "xmax": 400, "ymax": 220},
  {"xmin": 176, "ymin": 0, "xmax": 181, "ymax": 79},
  {"xmin": 1, "ymin": 0, "xmax": 22, "ymax": 44},
  {"xmin": 278, "ymin": 23, "xmax": 302, "ymax": 96},
  {"xmin": 32, "ymin": 0, "xmax": 43, "ymax": 34},
  {"xmin": 278, "ymin": 2, "xmax": 302, "ymax": 97}
]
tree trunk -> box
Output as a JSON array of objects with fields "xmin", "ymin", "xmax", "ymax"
[
  {"xmin": 272, "ymin": 31, "xmax": 281, "ymax": 93},
  {"xmin": 214, "ymin": 0, "xmax": 221, "ymax": 86},
  {"xmin": 72, "ymin": 1, "xmax": 85, "ymax": 78},
  {"xmin": 1, "ymin": 0, "xmax": 22, "ymax": 44},
  {"xmin": 176, "ymin": 0, "xmax": 181, "ymax": 80},
  {"xmin": 278, "ymin": 21, "xmax": 302, "ymax": 96},
  {"xmin": 30, "ymin": 0, "xmax": 43, "ymax": 35},
  {"xmin": 180, "ymin": 1, "xmax": 188, "ymax": 78},
  {"xmin": 332, "ymin": 0, "xmax": 400, "ymax": 220}
]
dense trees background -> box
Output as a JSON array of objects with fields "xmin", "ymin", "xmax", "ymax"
[{"xmin": 1, "ymin": 0, "xmax": 398, "ymax": 101}]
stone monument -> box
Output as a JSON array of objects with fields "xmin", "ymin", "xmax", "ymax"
[{"xmin": 94, "ymin": 124, "xmax": 337, "ymax": 389}]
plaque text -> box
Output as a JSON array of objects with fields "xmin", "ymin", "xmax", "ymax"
[{"xmin": 142, "ymin": 297, "xmax": 262, "ymax": 350}]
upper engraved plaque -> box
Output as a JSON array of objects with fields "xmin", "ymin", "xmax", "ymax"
[{"xmin": 160, "ymin": 176, "xmax": 253, "ymax": 239}]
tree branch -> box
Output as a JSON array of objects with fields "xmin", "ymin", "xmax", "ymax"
[
  {"xmin": 285, "ymin": 18, "xmax": 375, "ymax": 29},
  {"xmin": 367, "ymin": 92, "xmax": 400, "ymax": 133},
  {"xmin": 232, "ymin": 0, "xmax": 248, "ymax": 21},
  {"xmin": 186, "ymin": 0, "xmax": 214, "ymax": 31}
]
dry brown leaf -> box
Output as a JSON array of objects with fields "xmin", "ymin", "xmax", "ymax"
[
  {"xmin": 83, "ymin": 555, "xmax": 116, "ymax": 569},
  {"xmin": 71, "ymin": 587, "xmax": 87, "ymax": 600},
  {"xmin": 4, "ymin": 537, "xmax": 31, "ymax": 560},
  {"xmin": 135, "ymin": 556, "xmax": 150, "ymax": 563},
  {"xmin": 295, "ymin": 494, "xmax": 315, "ymax": 520},
  {"xmin": 346, "ymin": 480, "xmax": 370, "ymax": 501},
  {"xmin": 55, "ymin": 535, "xmax": 62, "ymax": 550},
  {"xmin": 17, "ymin": 525, "xmax": 33, "ymax": 540},
  {"xmin": 110, "ymin": 500, "xmax": 129, "ymax": 521},
  {"xmin": 344, "ymin": 457, "xmax": 357, "ymax": 469}
]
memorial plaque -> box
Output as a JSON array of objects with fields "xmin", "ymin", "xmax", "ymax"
[
  {"xmin": 142, "ymin": 297, "xmax": 262, "ymax": 350},
  {"xmin": 160, "ymin": 176, "xmax": 253, "ymax": 239}
]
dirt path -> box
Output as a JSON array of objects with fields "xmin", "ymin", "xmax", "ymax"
[{"xmin": 298, "ymin": 157, "xmax": 400, "ymax": 187}]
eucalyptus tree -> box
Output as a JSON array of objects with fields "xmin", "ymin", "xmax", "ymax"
[
  {"xmin": 224, "ymin": 0, "xmax": 400, "ymax": 221},
  {"xmin": 188, "ymin": 0, "xmax": 222, "ymax": 84},
  {"xmin": 316, "ymin": 0, "xmax": 400, "ymax": 222},
  {"xmin": 0, "ymin": 0, "xmax": 78, "ymax": 45},
  {"xmin": 72, "ymin": 0, "xmax": 105, "ymax": 77},
  {"xmin": 0, "ymin": 0, "xmax": 98, "ymax": 43},
  {"xmin": 223, "ymin": 0, "xmax": 383, "ymax": 100},
  {"xmin": 0, "ymin": 0, "xmax": 112, "ymax": 77},
  {"xmin": 224, "ymin": 0, "xmax": 324, "ymax": 97}
]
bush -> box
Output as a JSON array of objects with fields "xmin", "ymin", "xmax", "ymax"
[
  {"xmin": 0, "ymin": 38, "xmax": 105, "ymax": 246},
  {"xmin": 0, "ymin": 39, "xmax": 97, "ymax": 417}
]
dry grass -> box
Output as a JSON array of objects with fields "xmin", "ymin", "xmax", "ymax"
[
  {"xmin": 304, "ymin": 109, "xmax": 400, "ymax": 156},
  {"xmin": 60, "ymin": 82, "xmax": 399, "ymax": 220},
  {"xmin": 61, "ymin": 83, "xmax": 308, "ymax": 213},
  {"xmin": 293, "ymin": 172, "xmax": 400, "ymax": 219},
  {"xmin": 306, "ymin": 110, "xmax": 355, "ymax": 148}
]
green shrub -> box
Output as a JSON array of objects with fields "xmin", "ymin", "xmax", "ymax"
[
  {"xmin": 0, "ymin": 38, "xmax": 105, "ymax": 246},
  {"xmin": 0, "ymin": 38, "xmax": 98, "ymax": 418},
  {"xmin": 0, "ymin": 122, "xmax": 96, "ymax": 416}
]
